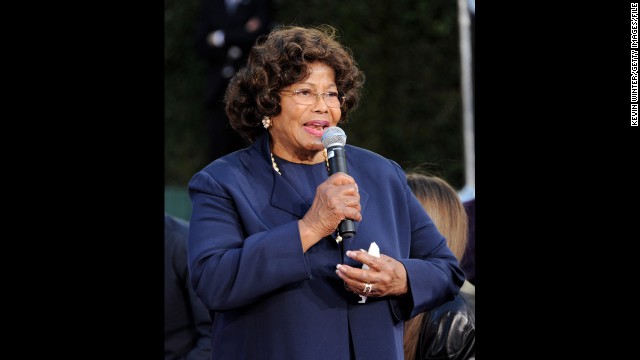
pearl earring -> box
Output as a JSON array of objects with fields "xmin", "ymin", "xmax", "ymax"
[{"xmin": 262, "ymin": 116, "xmax": 272, "ymax": 129}]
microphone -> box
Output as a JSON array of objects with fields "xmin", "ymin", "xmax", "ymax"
[{"xmin": 321, "ymin": 126, "xmax": 356, "ymax": 238}]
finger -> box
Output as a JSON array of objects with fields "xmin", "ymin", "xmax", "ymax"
[
  {"xmin": 336, "ymin": 264, "xmax": 359, "ymax": 289},
  {"xmin": 343, "ymin": 198, "xmax": 361, "ymax": 209},
  {"xmin": 328, "ymin": 172, "xmax": 356, "ymax": 186},
  {"xmin": 341, "ymin": 278, "xmax": 372, "ymax": 296},
  {"xmin": 346, "ymin": 280, "xmax": 375, "ymax": 296},
  {"xmin": 343, "ymin": 183, "xmax": 359, "ymax": 196},
  {"xmin": 336, "ymin": 263, "xmax": 370, "ymax": 283},
  {"xmin": 341, "ymin": 183, "xmax": 360, "ymax": 198},
  {"xmin": 345, "ymin": 202, "xmax": 362, "ymax": 221},
  {"xmin": 327, "ymin": 193, "xmax": 361, "ymax": 222},
  {"xmin": 346, "ymin": 250, "xmax": 379, "ymax": 270},
  {"xmin": 336, "ymin": 263, "xmax": 354, "ymax": 278},
  {"xmin": 348, "ymin": 209, "xmax": 362, "ymax": 222}
]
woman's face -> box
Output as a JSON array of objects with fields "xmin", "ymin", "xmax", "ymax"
[{"xmin": 270, "ymin": 62, "xmax": 342, "ymax": 158}]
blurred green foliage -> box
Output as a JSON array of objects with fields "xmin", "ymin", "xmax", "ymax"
[{"xmin": 165, "ymin": 0, "xmax": 467, "ymax": 191}]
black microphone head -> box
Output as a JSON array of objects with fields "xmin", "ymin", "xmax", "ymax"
[{"xmin": 321, "ymin": 126, "xmax": 347, "ymax": 148}]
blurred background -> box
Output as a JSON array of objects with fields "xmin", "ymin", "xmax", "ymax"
[{"xmin": 165, "ymin": 0, "xmax": 474, "ymax": 220}]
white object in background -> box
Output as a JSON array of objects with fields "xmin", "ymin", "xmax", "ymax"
[{"xmin": 359, "ymin": 242, "xmax": 380, "ymax": 303}]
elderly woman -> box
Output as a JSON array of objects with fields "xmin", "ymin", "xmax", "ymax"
[{"xmin": 187, "ymin": 25, "xmax": 464, "ymax": 360}]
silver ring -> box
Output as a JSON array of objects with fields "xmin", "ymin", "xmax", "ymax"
[{"xmin": 363, "ymin": 283, "xmax": 372, "ymax": 294}]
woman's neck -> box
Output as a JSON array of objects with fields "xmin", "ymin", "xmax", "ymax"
[{"xmin": 272, "ymin": 142, "xmax": 323, "ymax": 164}]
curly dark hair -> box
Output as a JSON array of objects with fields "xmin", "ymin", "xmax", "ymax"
[{"xmin": 224, "ymin": 25, "xmax": 365, "ymax": 143}]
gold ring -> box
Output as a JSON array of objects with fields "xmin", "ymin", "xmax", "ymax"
[{"xmin": 363, "ymin": 283, "xmax": 372, "ymax": 294}]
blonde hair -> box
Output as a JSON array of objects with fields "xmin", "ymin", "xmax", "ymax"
[
  {"xmin": 406, "ymin": 173, "xmax": 468, "ymax": 259},
  {"xmin": 403, "ymin": 172, "xmax": 469, "ymax": 360}
]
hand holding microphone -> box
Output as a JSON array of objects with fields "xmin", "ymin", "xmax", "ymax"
[
  {"xmin": 299, "ymin": 127, "xmax": 360, "ymax": 250},
  {"xmin": 322, "ymin": 127, "xmax": 358, "ymax": 238}
]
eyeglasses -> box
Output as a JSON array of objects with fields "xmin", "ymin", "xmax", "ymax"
[{"xmin": 280, "ymin": 89, "xmax": 346, "ymax": 108}]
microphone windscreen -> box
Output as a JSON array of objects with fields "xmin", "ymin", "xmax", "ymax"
[{"xmin": 321, "ymin": 126, "xmax": 347, "ymax": 148}]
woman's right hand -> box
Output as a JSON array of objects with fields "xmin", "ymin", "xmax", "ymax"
[{"xmin": 298, "ymin": 172, "xmax": 361, "ymax": 252}]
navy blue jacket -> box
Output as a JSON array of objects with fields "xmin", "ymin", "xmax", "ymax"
[{"xmin": 187, "ymin": 132, "xmax": 464, "ymax": 360}]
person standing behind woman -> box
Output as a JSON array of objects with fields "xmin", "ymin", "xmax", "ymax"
[
  {"xmin": 459, "ymin": 198, "xmax": 475, "ymax": 285},
  {"xmin": 164, "ymin": 213, "xmax": 212, "ymax": 360},
  {"xmin": 194, "ymin": 0, "xmax": 273, "ymax": 160},
  {"xmin": 187, "ymin": 25, "xmax": 464, "ymax": 360},
  {"xmin": 404, "ymin": 173, "xmax": 475, "ymax": 360}
]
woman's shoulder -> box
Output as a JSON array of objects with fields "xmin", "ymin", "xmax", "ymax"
[
  {"xmin": 346, "ymin": 144, "xmax": 387, "ymax": 161},
  {"xmin": 189, "ymin": 146, "xmax": 266, "ymax": 189},
  {"xmin": 346, "ymin": 145, "xmax": 403, "ymax": 169},
  {"xmin": 346, "ymin": 145, "xmax": 406, "ymax": 181},
  {"xmin": 201, "ymin": 145, "xmax": 263, "ymax": 173}
]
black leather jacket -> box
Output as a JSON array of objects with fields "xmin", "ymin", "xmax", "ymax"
[{"xmin": 416, "ymin": 291, "xmax": 475, "ymax": 360}]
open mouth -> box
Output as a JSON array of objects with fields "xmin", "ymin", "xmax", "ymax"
[{"xmin": 303, "ymin": 121, "xmax": 329, "ymax": 136}]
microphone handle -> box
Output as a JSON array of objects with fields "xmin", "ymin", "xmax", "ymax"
[{"xmin": 327, "ymin": 146, "xmax": 356, "ymax": 238}]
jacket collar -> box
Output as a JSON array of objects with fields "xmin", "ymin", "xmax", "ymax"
[
  {"xmin": 253, "ymin": 132, "xmax": 309, "ymax": 219},
  {"xmin": 252, "ymin": 132, "xmax": 368, "ymax": 234}
]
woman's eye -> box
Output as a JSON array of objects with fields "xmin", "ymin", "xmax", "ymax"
[
  {"xmin": 297, "ymin": 89, "xmax": 313, "ymax": 97},
  {"xmin": 325, "ymin": 92, "xmax": 339, "ymax": 98}
]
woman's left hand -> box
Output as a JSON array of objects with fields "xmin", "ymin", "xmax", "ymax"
[{"xmin": 335, "ymin": 250, "xmax": 409, "ymax": 297}]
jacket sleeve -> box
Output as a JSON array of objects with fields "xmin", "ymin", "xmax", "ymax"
[
  {"xmin": 389, "ymin": 161, "xmax": 466, "ymax": 320},
  {"xmin": 187, "ymin": 170, "xmax": 312, "ymax": 311}
]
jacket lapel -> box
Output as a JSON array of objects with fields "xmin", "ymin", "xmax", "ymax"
[
  {"xmin": 252, "ymin": 133, "xmax": 308, "ymax": 219},
  {"xmin": 254, "ymin": 133, "xmax": 370, "ymax": 226}
]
